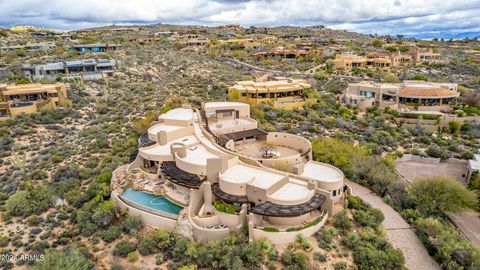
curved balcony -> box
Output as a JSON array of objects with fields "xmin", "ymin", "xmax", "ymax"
[
  {"xmin": 250, "ymin": 192, "xmax": 325, "ymax": 217},
  {"xmin": 211, "ymin": 183, "xmax": 249, "ymax": 204},
  {"xmin": 139, "ymin": 132, "xmax": 155, "ymax": 147},
  {"xmin": 160, "ymin": 161, "xmax": 205, "ymax": 189}
]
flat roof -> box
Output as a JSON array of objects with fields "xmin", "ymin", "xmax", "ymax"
[
  {"xmin": 204, "ymin": 102, "xmax": 249, "ymax": 109},
  {"xmin": 301, "ymin": 161, "xmax": 343, "ymax": 183},
  {"xmin": 159, "ymin": 108, "xmax": 194, "ymax": 121},
  {"xmin": 141, "ymin": 135, "xmax": 198, "ymax": 156},
  {"xmin": 148, "ymin": 124, "xmax": 184, "ymax": 136},
  {"xmin": 221, "ymin": 164, "xmax": 284, "ymax": 188},
  {"xmin": 180, "ymin": 145, "xmax": 219, "ymax": 166},
  {"xmin": 269, "ymin": 182, "xmax": 311, "ymax": 202}
]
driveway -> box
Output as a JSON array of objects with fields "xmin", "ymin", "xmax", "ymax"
[
  {"xmin": 347, "ymin": 180, "xmax": 440, "ymax": 270},
  {"xmin": 396, "ymin": 160, "xmax": 467, "ymax": 185},
  {"xmin": 448, "ymin": 211, "xmax": 480, "ymax": 249}
]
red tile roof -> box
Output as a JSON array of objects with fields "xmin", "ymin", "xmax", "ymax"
[{"xmin": 399, "ymin": 87, "xmax": 458, "ymax": 97}]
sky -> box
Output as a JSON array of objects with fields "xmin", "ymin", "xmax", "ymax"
[{"xmin": 1, "ymin": 0, "xmax": 480, "ymax": 38}]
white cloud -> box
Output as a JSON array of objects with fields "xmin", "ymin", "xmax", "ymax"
[{"xmin": 0, "ymin": 0, "xmax": 479, "ymax": 37}]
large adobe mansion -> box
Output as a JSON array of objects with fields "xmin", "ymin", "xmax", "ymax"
[
  {"xmin": 228, "ymin": 76, "xmax": 310, "ymax": 110},
  {"xmin": 0, "ymin": 83, "xmax": 68, "ymax": 121},
  {"xmin": 341, "ymin": 80, "xmax": 459, "ymax": 112},
  {"xmin": 111, "ymin": 102, "xmax": 345, "ymax": 244}
]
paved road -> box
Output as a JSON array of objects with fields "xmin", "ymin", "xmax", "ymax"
[
  {"xmin": 448, "ymin": 211, "xmax": 480, "ymax": 249},
  {"xmin": 347, "ymin": 180, "xmax": 440, "ymax": 270}
]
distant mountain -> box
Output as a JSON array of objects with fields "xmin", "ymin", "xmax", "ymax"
[{"xmin": 405, "ymin": 31, "xmax": 480, "ymax": 40}]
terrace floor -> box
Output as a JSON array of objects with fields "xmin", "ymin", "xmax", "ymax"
[
  {"xmin": 395, "ymin": 160, "xmax": 467, "ymax": 184},
  {"xmin": 234, "ymin": 140, "xmax": 300, "ymax": 159}
]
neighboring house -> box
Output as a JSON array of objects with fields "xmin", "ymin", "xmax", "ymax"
[
  {"xmin": 111, "ymin": 102, "xmax": 344, "ymax": 244},
  {"xmin": 466, "ymin": 151, "xmax": 480, "ymax": 183},
  {"xmin": 23, "ymin": 58, "xmax": 117, "ymax": 81},
  {"xmin": 280, "ymin": 34, "xmax": 313, "ymax": 40},
  {"xmin": 333, "ymin": 54, "xmax": 367, "ymax": 69},
  {"xmin": 253, "ymin": 47, "xmax": 320, "ymax": 59},
  {"xmin": 240, "ymin": 42, "xmax": 265, "ymax": 51},
  {"xmin": 109, "ymin": 27, "xmax": 140, "ymax": 33},
  {"xmin": 128, "ymin": 36, "xmax": 159, "ymax": 43},
  {"xmin": 154, "ymin": 31, "xmax": 178, "ymax": 37},
  {"xmin": 0, "ymin": 83, "xmax": 68, "ymax": 120},
  {"xmin": 228, "ymin": 76, "xmax": 310, "ymax": 110},
  {"xmin": 341, "ymin": 80, "xmax": 459, "ymax": 112},
  {"xmin": 322, "ymin": 46, "xmax": 343, "ymax": 58},
  {"xmin": 1, "ymin": 42, "xmax": 57, "ymax": 52},
  {"xmin": 171, "ymin": 34, "xmax": 209, "ymax": 47},
  {"xmin": 334, "ymin": 51, "xmax": 415, "ymax": 70},
  {"xmin": 67, "ymin": 43, "xmax": 121, "ymax": 53},
  {"xmin": 414, "ymin": 48, "xmax": 447, "ymax": 65}
]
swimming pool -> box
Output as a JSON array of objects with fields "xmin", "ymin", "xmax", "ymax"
[{"xmin": 121, "ymin": 188, "xmax": 183, "ymax": 215}]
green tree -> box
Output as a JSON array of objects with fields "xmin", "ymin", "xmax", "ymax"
[{"xmin": 408, "ymin": 176, "xmax": 477, "ymax": 216}]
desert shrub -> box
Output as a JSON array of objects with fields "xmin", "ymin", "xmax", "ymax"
[
  {"xmin": 347, "ymin": 195, "xmax": 367, "ymax": 210},
  {"xmin": 32, "ymin": 245, "xmax": 94, "ymax": 270},
  {"xmin": 408, "ymin": 176, "xmax": 477, "ymax": 216},
  {"xmin": 425, "ymin": 144, "xmax": 450, "ymax": 159},
  {"xmin": 113, "ymin": 240, "xmax": 136, "ymax": 258},
  {"xmin": 127, "ymin": 251, "xmax": 139, "ymax": 262},
  {"xmin": 5, "ymin": 184, "xmax": 53, "ymax": 217},
  {"xmin": 315, "ymin": 227, "xmax": 337, "ymax": 250},
  {"xmin": 281, "ymin": 250, "xmax": 311, "ymax": 270},
  {"xmin": 333, "ymin": 261, "xmax": 347, "ymax": 270},
  {"xmin": 415, "ymin": 217, "xmax": 480, "ymax": 269},
  {"xmin": 343, "ymin": 229, "xmax": 405, "ymax": 270},
  {"xmin": 138, "ymin": 236, "xmax": 158, "ymax": 255},
  {"xmin": 313, "ymin": 252, "xmax": 327, "ymax": 262},
  {"xmin": 352, "ymin": 208, "xmax": 384, "ymax": 228},
  {"xmin": 26, "ymin": 215, "xmax": 43, "ymax": 226},
  {"xmin": 121, "ymin": 216, "xmax": 143, "ymax": 235},
  {"xmin": 214, "ymin": 201, "xmax": 236, "ymax": 214},
  {"xmin": 0, "ymin": 236, "xmax": 9, "ymax": 247},
  {"xmin": 102, "ymin": 226, "xmax": 121, "ymax": 243},
  {"xmin": 333, "ymin": 210, "xmax": 352, "ymax": 232}
]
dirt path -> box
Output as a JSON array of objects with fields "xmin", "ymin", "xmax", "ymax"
[{"xmin": 347, "ymin": 180, "xmax": 440, "ymax": 270}]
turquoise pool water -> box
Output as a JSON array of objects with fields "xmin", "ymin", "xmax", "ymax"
[{"xmin": 121, "ymin": 188, "xmax": 183, "ymax": 215}]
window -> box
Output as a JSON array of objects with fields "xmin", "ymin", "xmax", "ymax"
[
  {"xmin": 333, "ymin": 190, "xmax": 337, "ymax": 196},
  {"xmin": 223, "ymin": 111, "xmax": 232, "ymax": 117}
]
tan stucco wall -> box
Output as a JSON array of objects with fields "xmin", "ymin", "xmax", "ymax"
[
  {"xmin": 249, "ymin": 213, "xmax": 328, "ymax": 244},
  {"xmin": 266, "ymin": 132, "xmax": 311, "ymax": 158},
  {"xmin": 219, "ymin": 176, "xmax": 249, "ymax": 196},
  {"xmin": 175, "ymin": 153, "xmax": 207, "ymax": 175},
  {"xmin": 267, "ymin": 212, "xmax": 311, "ymax": 226},
  {"xmin": 9, "ymin": 103, "xmax": 38, "ymax": 118}
]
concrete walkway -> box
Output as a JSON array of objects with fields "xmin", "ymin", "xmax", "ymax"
[{"xmin": 347, "ymin": 180, "xmax": 439, "ymax": 270}]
